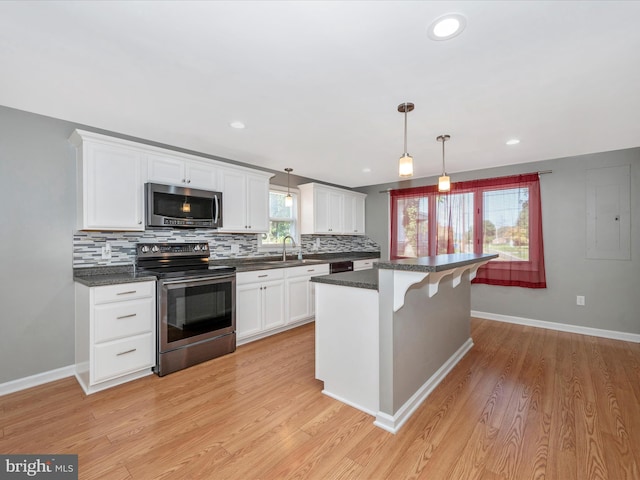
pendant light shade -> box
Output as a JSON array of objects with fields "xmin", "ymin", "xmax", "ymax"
[
  {"xmin": 284, "ymin": 168, "xmax": 293, "ymax": 207},
  {"xmin": 438, "ymin": 174, "xmax": 451, "ymax": 192},
  {"xmin": 398, "ymin": 103, "xmax": 415, "ymax": 177},
  {"xmin": 437, "ymin": 134, "xmax": 451, "ymax": 192}
]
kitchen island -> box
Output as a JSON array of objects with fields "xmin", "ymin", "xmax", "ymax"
[{"xmin": 311, "ymin": 253, "xmax": 497, "ymax": 433}]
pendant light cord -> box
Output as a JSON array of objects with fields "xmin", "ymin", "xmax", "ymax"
[
  {"xmin": 403, "ymin": 107, "xmax": 408, "ymax": 155},
  {"xmin": 441, "ymin": 137, "xmax": 446, "ymax": 175}
]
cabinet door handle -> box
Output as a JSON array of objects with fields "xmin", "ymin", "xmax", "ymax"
[
  {"xmin": 117, "ymin": 348, "xmax": 137, "ymax": 356},
  {"xmin": 117, "ymin": 313, "xmax": 137, "ymax": 319},
  {"xmin": 307, "ymin": 269, "xmax": 315, "ymax": 272},
  {"xmin": 258, "ymin": 274, "xmax": 268, "ymax": 278},
  {"xmin": 187, "ymin": 179, "xmax": 191, "ymax": 183},
  {"xmin": 117, "ymin": 290, "xmax": 137, "ymax": 296}
]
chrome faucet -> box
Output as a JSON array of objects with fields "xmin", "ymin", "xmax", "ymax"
[{"xmin": 282, "ymin": 235, "xmax": 296, "ymax": 261}]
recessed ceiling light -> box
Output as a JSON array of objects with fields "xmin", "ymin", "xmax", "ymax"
[
  {"xmin": 229, "ymin": 121, "xmax": 245, "ymax": 129},
  {"xmin": 428, "ymin": 13, "xmax": 466, "ymax": 41},
  {"xmin": 362, "ymin": 167, "xmax": 372, "ymax": 173},
  {"xmin": 506, "ymin": 139, "xmax": 520, "ymax": 146}
]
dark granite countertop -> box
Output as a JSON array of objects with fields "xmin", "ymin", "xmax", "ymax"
[
  {"xmin": 309, "ymin": 253, "xmax": 498, "ymax": 291},
  {"xmin": 74, "ymin": 266, "xmax": 157, "ymax": 287},
  {"xmin": 311, "ymin": 269, "xmax": 378, "ymax": 291},
  {"xmin": 73, "ymin": 252, "xmax": 381, "ymax": 284},
  {"xmin": 376, "ymin": 253, "xmax": 497, "ymax": 272}
]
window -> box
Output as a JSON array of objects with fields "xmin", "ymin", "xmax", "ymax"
[
  {"xmin": 259, "ymin": 186, "xmax": 299, "ymax": 249},
  {"xmin": 390, "ymin": 173, "xmax": 546, "ymax": 288}
]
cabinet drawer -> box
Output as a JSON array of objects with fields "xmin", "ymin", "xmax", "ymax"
[
  {"xmin": 353, "ymin": 259, "xmax": 377, "ymax": 271},
  {"xmin": 93, "ymin": 281, "xmax": 155, "ymax": 305},
  {"xmin": 286, "ymin": 264, "xmax": 330, "ymax": 278},
  {"xmin": 93, "ymin": 333, "xmax": 154, "ymax": 383},
  {"xmin": 94, "ymin": 299, "xmax": 154, "ymax": 343},
  {"xmin": 237, "ymin": 269, "xmax": 285, "ymax": 284}
]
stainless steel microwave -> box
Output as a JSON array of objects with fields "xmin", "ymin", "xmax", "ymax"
[{"xmin": 145, "ymin": 183, "xmax": 222, "ymax": 229}]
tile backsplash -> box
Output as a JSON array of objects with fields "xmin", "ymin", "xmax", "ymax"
[{"xmin": 73, "ymin": 230, "xmax": 380, "ymax": 267}]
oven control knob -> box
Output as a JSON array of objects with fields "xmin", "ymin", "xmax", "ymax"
[
  {"xmin": 151, "ymin": 245, "xmax": 159, "ymax": 253},
  {"xmin": 201, "ymin": 244, "xmax": 208, "ymax": 251},
  {"xmin": 140, "ymin": 245, "xmax": 149, "ymax": 254},
  {"xmin": 193, "ymin": 245, "xmax": 200, "ymax": 251}
]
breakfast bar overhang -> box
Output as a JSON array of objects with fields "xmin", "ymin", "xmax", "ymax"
[{"xmin": 311, "ymin": 253, "xmax": 497, "ymax": 434}]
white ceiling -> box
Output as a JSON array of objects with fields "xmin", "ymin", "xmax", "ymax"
[{"xmin": 1, "ymin": 1, "xmax": 639, "ymax": 188}]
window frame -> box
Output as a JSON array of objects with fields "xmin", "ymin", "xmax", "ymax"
[{"xmin": 258, "ymin": 185, "xmax": 301, "ymax": 252}]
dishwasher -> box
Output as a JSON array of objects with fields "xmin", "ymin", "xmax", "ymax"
[{"xmin": 329, "ymin": 260, "xmax": 354, "ymax": 274}]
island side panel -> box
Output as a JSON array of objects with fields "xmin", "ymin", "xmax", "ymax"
[
  {"xmin": 314, "ymin": 283, "xmax": 380, "ymax": 414},
  {"xmin": 377, "ymin": 268, "xmax": 396, "ymax": 415},
  {"xmin": 392, "ymin": 272, "xmax": 472, "ymax": 412}
]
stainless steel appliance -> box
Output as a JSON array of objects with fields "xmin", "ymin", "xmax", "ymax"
[
  {"xmin": 329, "ymin": 260, "xmax": 354, "ymax": 274},
  {"xmin": 136, "ymin": 242, "xmax": 235, "ymax": 376},
  {"xmin": 145, "ymin": 182, "xmax": 222, "ymax": 229}
]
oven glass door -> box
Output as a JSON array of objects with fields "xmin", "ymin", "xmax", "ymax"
[{"xmin": 159, "ymin": 275, "xmax": 235, "ymax": 352}]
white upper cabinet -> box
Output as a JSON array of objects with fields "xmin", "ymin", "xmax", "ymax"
[
  {"xmin": 218, "ymin": 168, "xmax": 270, "ymax": 233},
  {"xmin": 147, "ymin": 152, "xmax": 218, "ymax": 191},
  {"xmin": 299, "ymin": 183, "xmax": 366, "ymax": 235},
  {"xmin": 343, "ymin": 193, "xmax": 366, "ymax": 235},
  {"xmin": 70, "ymin": 130, "xmax": 146, "ymax": 231}
]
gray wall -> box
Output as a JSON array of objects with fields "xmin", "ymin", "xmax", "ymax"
[
  {"xmin": 0, "ymin": 107, "xmax": 77, "ymax": 383},
  {"xmin": 358, "ymin": 148, "xmax": 640, "ymax": 335}
]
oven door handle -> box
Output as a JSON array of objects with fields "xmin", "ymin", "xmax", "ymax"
[{"xmin": 161, "ymin": 274, "xmax": 236, "ymax": 286}]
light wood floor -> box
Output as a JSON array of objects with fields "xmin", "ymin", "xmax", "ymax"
[{"xmin": 2, "ymin": 318, "xmax": 640, "ymax": 479}]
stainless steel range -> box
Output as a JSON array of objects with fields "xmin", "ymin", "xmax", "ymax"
[{"xmin": 136, "ymin": 242, "xmax": 236, "ymax": 376}]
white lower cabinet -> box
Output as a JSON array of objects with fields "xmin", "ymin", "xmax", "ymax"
[
  {"xmin": 286, "ymin": 264, "xmax": 330, "ymax": 323},
  {"xmin": 75, "ymin": 281, "xmax": 156, "ymax": 394},
  {"xmin": 236, "ymin": 269, "xmax": 285, "ymax": 342},
  {"xmin": 236, "ymin": 263, "xmax": 330, "ymax": 344}
]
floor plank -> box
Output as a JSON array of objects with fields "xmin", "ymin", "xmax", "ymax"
[{"xmin": 1, "ymin": 319, "xmax": 639, "ymax": 480}]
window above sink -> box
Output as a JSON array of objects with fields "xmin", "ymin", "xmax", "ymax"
[{"xmin": 258, "ymin": 185, "xmax": 301, "ymax": 252}]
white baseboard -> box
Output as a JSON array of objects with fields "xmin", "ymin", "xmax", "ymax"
[
  {"xmin": 374, "ymin": 338, "xmax": 474, "ymax": 434},
  {"xmin": 321, "ymin": 389, "xmax": 377, "ymax": 417},
  {"xmin": 0, "ymin": 365, "xmax": 75, "ymax": 397},
  {"xmin": 471, "ymin": 311, "xmax": 640, "ymax": 343}
]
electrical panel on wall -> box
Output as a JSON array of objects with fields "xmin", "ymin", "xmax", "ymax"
[{"xmin": 586, "ymin": 165, "xmax": 631, "ymax": 260}]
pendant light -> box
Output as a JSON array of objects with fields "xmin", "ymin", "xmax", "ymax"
[
  {"xmin": 437, "ymin": 134, "xmax": 451, "ymax": 192},
  {"xmin": 397, "ymin": 102, "xmax": 415, "ymax": 177},
  {"xmin": 284, "ymin": 168, "xmax": 293, "ymax": 207}
]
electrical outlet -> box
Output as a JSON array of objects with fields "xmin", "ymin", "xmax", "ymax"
[
  {"xmin": 314, "ymin": 238, "xmax": 320, "ymax": 251},
  {"xmin": 576, "ymin": 295, "xmax": 585, "ymax": 306},
  {"xmin": 101, "ymin": 242, "xmax": 112, "ymax": 260},
  {"xmin": 230, "ymin": 244, "xmax": 240, "ymax": 254}
]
